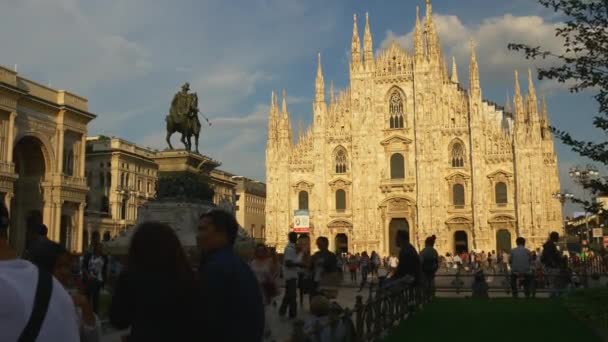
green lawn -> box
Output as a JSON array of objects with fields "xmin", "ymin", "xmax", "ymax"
[{"xmin": 384, "ymin": 298, "xmax": 602, "ymax": 342}]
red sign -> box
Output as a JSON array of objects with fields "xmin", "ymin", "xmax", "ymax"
[
  {"xmin": 604, "ymin": 236, "xmax": 608, "ymax": 248},
  {"xmin": 293, "ymin": 227, "xmax": 310, "ymax": 234}
]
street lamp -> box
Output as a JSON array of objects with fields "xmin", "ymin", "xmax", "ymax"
[
  {"xmin": 569, "ymin": 165, "xmax": 600, "ymax": 242},
  {"xmin": 553, "ymin": 191, "xmax": 574, "ymax": 233}
]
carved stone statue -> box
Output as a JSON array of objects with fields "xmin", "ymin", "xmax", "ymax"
[{"xmin": 165, "ymin": 82, "xmax": 202, "ymax": 153}]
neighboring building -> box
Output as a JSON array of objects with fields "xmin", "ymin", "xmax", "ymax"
[
  {"xmin": 210, "ymin": 168, "xmax": 237, "ymax": 210},
  {"xmin": 265, "ymin": 2, "xmax": 562, "ymax": 256},
  {"xmin": 233, "ymin": 176, "xmax": 266, "ymax": 241},
  {"xmin": 0, "ymin": 65, "xmax": 95, "ymax": 253},
  {"xmin": 84, "ymin": 136, "xmax": 157, "ymax": 243}
]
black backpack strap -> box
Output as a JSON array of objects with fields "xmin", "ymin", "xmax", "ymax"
[{"xmin": 18, "ymin": 267, "xmax": 53, "ymax": 342}]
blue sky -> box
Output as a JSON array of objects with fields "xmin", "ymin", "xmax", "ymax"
[{"xmin": 0, "ymin": 0, "xmax": 602, "ymax": 215}]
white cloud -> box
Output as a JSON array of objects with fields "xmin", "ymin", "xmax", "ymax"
[
  {"xmin": 380, "ymin": 13, "xmax": 565, "ymax": 90},
  {"xmin": 0, "ymin": 0, "xmax": 152, "ymax": 91}
]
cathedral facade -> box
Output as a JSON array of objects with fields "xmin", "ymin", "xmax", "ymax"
[{"xmin": 265, "ymin": 1, "xmax": 562, "ymax": 256}]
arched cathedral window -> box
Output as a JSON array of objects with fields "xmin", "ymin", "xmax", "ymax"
[
  {"xmin": 335, "ymin": 147, "xmax": 347, "ymax": 174},
  {"xmin": 451, "ymin": 142, "xmax": 465, "ymax": 168},
  {"xmin": 495, "ymin": 182, "xmax": 508, "ymax": 206},
  {"xmin": 390, "ymin": 153, "xmax": 405, "ymax": 179},
  {"xmin": 298, "ymin": 191, "xmax": 309, "ymax": 210},
  {"xmin": 453, "ymin": 184, "xmax": 465, "ymax": 208},
  {"xmin": 335, "ymin": 189, "xmax": 346, "ymax": 211},
  {"xmin": 389, "ymin": 91, "xmax": 404, "ymax": 129}
]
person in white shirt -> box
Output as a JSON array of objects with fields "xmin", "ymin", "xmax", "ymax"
[
  {"xmin": 0, "ymin": 202, "xmax": 80, "ymax": 342},
  {"xmin": 509, "ymin": 237, "xmax": 532, "ymax": 298},
  {"xmin": 279, "ymin": 232, "xmax": 302, "ymax": 319}
]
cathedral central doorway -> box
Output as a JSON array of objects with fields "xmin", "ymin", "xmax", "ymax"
[
  {"xmin": 335, "ymin": 233, "xmax": 348, "ymax": 254},
  {"xmin": 388, "ymin": 218, "xmax": 409, "ymax": 256},
  {"xmin": 12, "ymin": 136, "xmax": 46, "ymax": 251},
  {"xmin": 496, "ymin": 229, "xmax": 512, "ymax": 253},
  {"xmin": 454, "ymin": 230, "xmax": 468, "ymax": 254}
]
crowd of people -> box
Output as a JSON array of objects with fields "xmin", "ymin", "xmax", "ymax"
[{"xmin": 2, "ymin": 194, "xmax": 607, "ymax": 342}]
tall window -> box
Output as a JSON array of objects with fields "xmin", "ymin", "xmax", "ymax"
[
  {"xmin": 64, "ymin": 149, "xmax": 74, "ymax": 176},
  {"xmin": 120, "ymin": 199, "xmax": 127, "ymax": 220},
  {"xmin": 99, "ymin": 172, "xmax": 105, "ymax": 188},
  {"xmin": 120, "ymin": 173, "xmax": 125, "ymax": 188},
  {"xmin": 389, "ymin": 91, "xmax": 404, "ymax": 129},
  {"xmin": 298, "ymin": 191, "xmax": 309, "ymax": 210},
  {"xmin": 495, "ymin": 182, "xmax": 508, "ymax": 206},
  {"xmin": 453, "ymin": 184, "xmax": 465, "ymax": 208},
  {"xmin": 451, "ymin": 142, "xmax": 465, "ymax": 168},
  {"xmin": 107, "ymin": 172, "xmax": 111, "ymax": 187},
  {"xmin": 335, "ymin": 148, "xmax": 347, "ymax": 174},
  {"xmin": 101, "ymin": 195, "xmax": 109, "ymax": 213},
  {"xmin": 335, "ymin": 189, "xmax": 346, "ymax": 211},
  {"xmin": 390, "ymin": 153, "xmax": 405, "ymax": 179},
  {"xmin": 137, "ymin": 179, "xmax": 142, "ymax": 191}
]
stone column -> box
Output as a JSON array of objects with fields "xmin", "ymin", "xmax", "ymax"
[
  {"xmin": 75, "ymin": 203, "xmax": 85, "ymax": 253},
  {"xmin": 6, "ymin": 112, "xmax": 16, "ymax": 163},
  {"xmin": 79, "ymin": 134, "xmax": 86, "ymax": 178},
  {"xmin": 57, "ymin": 126, "xmax": 65, "ymax": 174},
  {"xmin": 51, "ymin": 201, "xmax": 63, "ymax": 242}
]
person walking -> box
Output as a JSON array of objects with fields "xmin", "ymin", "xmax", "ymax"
[
  {"xmin": 297, "ymin": 235, "xmax": 311, "ymax": 307},
  {"xmin": 370, "ymin": 251, "xmax": 380, "ymax": 278},
  {"xmin": 392, "ymin": 230, "xmax": 421, "ymax": 283},
  {"xmin": 85, "ymin": 243, "xmax": 105, "ymax": 314},
  {"xmin": 110, "ymin": 222, "xmax": 198, "ymax": 342},
  {"xmin": 310, "ymin": 236, "xmax": 339, "ymax": 299},
  {"xmin": 279, "ymin": 232, "xmax": 302, "ymax": 319},
  {"xmin": 420, "ymin": 235, "xmax": 439, "ymax": 302},
  {"xmin": 358, "ymin": 251, "xmax": 371, "ymax": 291},
  {"xmin": 197, "ymin": 210, "xmax": 265, "ymax": 341},
  {"xmin": 0, "ymin": 202, "xmax": 80, "ymax": 342},
  {"xmin": 347, "ymin": 254, "xmax": 359, "ymax": 284},
  {"xmin": 250, "ymin": 244, "xmax": 278, "ymax": 340},
  {"xmin": 541, "ymin": 231, "xmax": 564, "ymax": 298},
  {"xmin": 509, "ymin": 237, "xmax": 532, "ymax": 298}
]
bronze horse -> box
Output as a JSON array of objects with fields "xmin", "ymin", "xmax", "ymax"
[{"xmin": 165, "ymin": 93, "xmax": 201, "ymax": 153}]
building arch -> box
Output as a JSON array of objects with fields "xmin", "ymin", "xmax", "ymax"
[
  {"xmin": 333, "ymin": 146, "xmax": 348, "ymax": 174},
  {"xmin": 14, "ymin": 131, "xmax": 55, "ymax": 173}
]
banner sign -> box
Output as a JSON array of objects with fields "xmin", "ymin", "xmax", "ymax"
[
  {"xmin": 293, "ymin": 210, "xmax": 310, "ymax": 233},
  {"xmin": 592, "ymin": 228, "xmax": 604, "ymax": 238}
]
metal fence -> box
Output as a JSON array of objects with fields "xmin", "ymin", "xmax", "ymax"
[{"xmin": 291, "ymin": 276, "xmax": 422, "ymax": 342}]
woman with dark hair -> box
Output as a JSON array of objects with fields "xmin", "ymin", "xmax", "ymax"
[{"xmin": 110, "ymin": 222, "xmax": 198, "ymax": 342}]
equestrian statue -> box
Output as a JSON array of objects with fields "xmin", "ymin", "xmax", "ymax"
[{"xmin": 165, "ymin": 82, "xmax": 210, "ymax": 153}]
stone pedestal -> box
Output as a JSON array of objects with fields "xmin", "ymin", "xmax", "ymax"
[{"xmin": 153, "ymin": 149, "xmax": 220, "ymax": 175}]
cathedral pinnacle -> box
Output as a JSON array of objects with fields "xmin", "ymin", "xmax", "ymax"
[
  {"xmin": 469, "ymin": 39, "xmax": 480, "ymax": 99},
  {"xmin": 414, "ymin": 6, "xmax": 424, "ymax": 59},
  {"xmin": 514, "ymin": 70, "xmax": 524, "ymax": 122},
  {"xmin": 281, "ymin": 89, "xmax": 288, "ymax": 117},
  {"xmin": 364, "ymin": 12, "xmax": 373, "ymax": 68},
  {"xmin": 315, "ymin": 52, "xmax": 325, "ymax": 103},
  {"xmin": 330, "ymin": 80, "xmax": 335, "ymax": 104},
  {"xmin": 527, "ymin": 68, "xmax": 538, "ymax": 116},
  {"xmin": 451, "ymin": 56, "xmax": 459, "ymax": 83},
  {"xmin": 424, "ymin": 0, "xmax": 440, "ymax": 60},
  {"xmin": 351, "ymin": 14, "xmax": 361, "ymax": 69}
]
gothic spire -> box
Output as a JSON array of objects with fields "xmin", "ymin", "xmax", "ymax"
[
  {"xmin": 527, "ymin": 68, "xmax": 538, "ymax": 116},
  {"xmin": 330, "ymin": 80, "xmax": 335, "ymax": 105},
  {"xmin": 351, "ymin": 14, "xmax": 361, "ymax": 69},
  {"xmin": 425, "ymin": 0, "xmax": 440, "ymax": 61},
  {"xmin": 363, "ymin": 12, "xmax": 373, "ymax": 68},
  {"xmin": 514, "ymin": 70, "xmax": 524, "ymax": 122},
  {"xmin": 414, "ymin": 6, "xmax": 424, "ymax": 60},
  {"xmin": 469, "ymin": 39, "xmax": 480, "ymax": 100},
  {"xmin": 315, "ymin": 52, "xmax": 325, "ymax": 103},
  {"xmin": 281, "ymin": 89, "xmax": 288, "ymax": 119},
  {"xmin": 451, "ymin": 56, "xmax": 459, "ymax": 83},
  {"xmin": 505, "ymin": 91, "xmax": 512, "ymax": 113},
  {"xmin": 268, "ymin": 90, "xmax": 277, "ymax": 140}
]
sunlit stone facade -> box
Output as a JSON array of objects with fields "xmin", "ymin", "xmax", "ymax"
[{"xmin": 265, "ymin": 2, "xmax": 562, "ymax": 256}]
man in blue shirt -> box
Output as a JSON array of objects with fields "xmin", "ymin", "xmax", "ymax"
[{"xmin": 198, "ymin": 209, "xmax": 264, "ymax": 341}]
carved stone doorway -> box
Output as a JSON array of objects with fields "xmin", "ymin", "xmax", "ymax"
[
  {"xmin": 335, "ymin": 233, "xmax": 348, "ymax": 254},
  {"xmin": 12, "ymin": 136, "xmax": 46, "ymax": 251},
  {"xmin": 454, "ymin": 230, "xmax": 468, "ymax": 254},
  {"xmin": 388, "ymin": 218, "xmax": 409, "ymax": 256},
  {"xmin": 496, "ymin": 229, "xmax": 512, "ymax": 253}
]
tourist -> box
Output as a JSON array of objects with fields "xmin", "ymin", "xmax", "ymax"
[
  {"xmin": 370, "ymin": 251, "xmax": 380, "ymax": 278},
  {"xmin": 197, "ymin": 210, "xmax": 264, "ymax": 341},
  {"xmin": 280, "ymin": 231, "xmax": 302, "ymax": 319},
  {"xmin": 471, "ymin": 270, "xmax": 489, "ymax": 298},
  {"xmin": 0, "ymin": 202, "xmax": 80, "ymax": 342},
  {"xmin": 358, "ymin": 251, "xmax": 371, "ymax": 291},
  {"xmin": 488, "ymin": 250, "xmax": 496, "ymax": 272},
  {"xmin": 250, "ymin": 244, "xmax": 278, "ymax": 340},
  {"xmin": 388, "ymin": 254, "xmax": 399, "ymax": 274},
  {"xmin": 85, "ymin": 242, "xmax": 105, "ymax": 314},
  {"xmin": 303, "ymin": 295, "xmax": 352, "ymax": 341},
  {"xmin": 310, "ymin": 236, "xmax": 339, "ymax": 299},
  {"xmin": 453, "ymin": 252, "xmax": 462, "ymax": 270},
  {"xmin": 502, "ymin": 250, "xmax": 510, "ymax": 272},
  {"xmin": 541, "ymin": 231, "xmax": 564, "ymax": 298},
  {"xmin": 420, "ymin": 235, "xmax": 439, "ymax": 301},
  {"xmin": 509, "ymin": 237, "xmax": 532, "ymax": 298},
  {"xmin": 110, "ymin": 222, "xmax": 198, "ymax": 342},
  {"xmin": 392, "ymin": 230, "xmax": 421, "ymax": 284},
  {"xmin": 347, "ymin": 254, "xmax": 359, "ymax": 283},
  {"xmin": 22, "ymin": 223, "xmax": 49, "ymax": 260},
  {"xmin": 28, "ymin": 239, "xmax": 101, "ymax": 342},
  {"xmin": 297, "ymin": 235, "xmax": 311, "ymax": 307}
]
